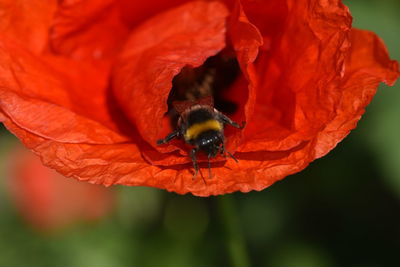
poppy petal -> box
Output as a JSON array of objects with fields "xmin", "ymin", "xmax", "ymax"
[
  {"xmin": 0, "ymin": 0, "xmax": 57, "ymax": 53},
  {"xmin": 229, "ymin": 0, "xmax": 263, "ymax": 69},
  {"xmin": 0, "ymin": 40, "xmax": 128, "ymax": 144},
  {"xmin": 3, "ymin": 116, "xmax": 311, "ymax": 196},
  {"xmin": 239, "ymin": 0, "xmax": 353, "ymax": 152},
  {"xmin": 3, "ymin": 118, "xmax": 177, "ymax": 190},
  {"xmin": 112, "ymin": 1, "xmax": 229, "ymax": 150},
  {"xmin": 50, "ymin": 0, "xmax": 129, "ymax": 60},
  {"xmin": 118, "ymin": 0, "xmax": 188, "ymax": 28},
  {"xmin": 314, "ymin": 29, "xmax": 399, "ymax": 157},
  {"xmin": 225, "ymin": 0, "xmax": 263, "ymax": 149}
]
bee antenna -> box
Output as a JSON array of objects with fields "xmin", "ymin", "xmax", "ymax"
[
  {"xmin": 227, "ymin": 151, "xmax": 239, "ymax": 163},
  {"xmin": 207, "ymin": 154, "xmax": 213, "ymax": 178}
]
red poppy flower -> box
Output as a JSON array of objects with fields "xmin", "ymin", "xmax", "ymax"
[
  {"xmin": 0, "ymin": 0, "xmax": 398, "ymax": 196},
  {"xmin": 6, "ymin": 145, "xmax": 115, "ymax": 231}
]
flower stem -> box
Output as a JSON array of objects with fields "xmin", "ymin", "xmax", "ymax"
[{"xmin": 217, "ymin": 195, "xmax": 251, "ymax": 267}]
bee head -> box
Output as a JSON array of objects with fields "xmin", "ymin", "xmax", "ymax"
[{"xmin": 195, "ymin": 130, "xmax": 223, "ymax": 158}]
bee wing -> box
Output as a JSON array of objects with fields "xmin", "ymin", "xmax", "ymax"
[
  {"xmin": 197, "ymin": 95, "xmax": 214, "ymax": 107},
  {"xmin": 172, "ymin": 100, "xmax": 196, "ymax": 114},
  {"xmin": 172, "ymin": 96, "xmax": 214, "ymax": 114}
]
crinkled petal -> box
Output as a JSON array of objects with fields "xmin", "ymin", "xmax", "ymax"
[
  {"xmin": 239, "ymin": 0, "xmax": 352, "ymax": 152},
  {"xmin": 314, "ymin": 29, "xmax": 399, "ymax": 157},
  {"xmin": 118, "ymin": 0, "xmax": 188, "ymax": 28},
  {"xmin": 0, "ymin": 0, "xmax": 57, "ymax": 53},
  {"xmin": 50, "ymin": 0, "xmax": 129, "ymax": 60},
  {"xmin": 112, "ymin": 1, "xmax": 229, "ymax": 151},
  {"xmin": 223, "ymin": 0, "xmax": 263, "ymax": 149},
  {"xmin": 3, "ymin": 116, "xmax": 315, "ymax": 196},
  {"xmin": 0, "ymin": 39, "xmax": 128, "ymax": 144},
  {"xmin": 233, "ymin": 0, "xmax": 398, "ymax": 190},
  {"xmin": 229, "ymin": 1, "xmax": 263, "ymax": 69}
]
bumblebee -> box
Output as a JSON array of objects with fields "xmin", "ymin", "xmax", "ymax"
[
  {"xmin": 157, "ymin": 52, "xmax": 242, "ymax": 177},
  {"xmin": 157, "ymin": 97, "xmax": 243, "ymax": 178}
]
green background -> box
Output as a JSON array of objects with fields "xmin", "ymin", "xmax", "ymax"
[{"xmin": 0, "ymin": 0, "xmax": 399, "ymax": 266}]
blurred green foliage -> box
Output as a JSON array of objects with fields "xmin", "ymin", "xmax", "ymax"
[{"xmin": 0, "ymin": 0, "xmax": 399, "ymax": 266}]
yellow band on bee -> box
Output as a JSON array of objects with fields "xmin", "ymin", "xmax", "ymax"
[{"xmin": 184, "ymin": 120, "xmax": 222, "ymax": 141}]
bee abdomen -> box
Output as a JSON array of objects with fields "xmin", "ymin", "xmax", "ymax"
[{"xmin": 184, "ymin": 119, "xmax": 222, "ymax": 142}]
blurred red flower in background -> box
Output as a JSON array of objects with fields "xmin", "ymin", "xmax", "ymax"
[
  {"xmin": 0, "ymin": 0, "xmax": 398, "ymax": 196},
  {"xmin": 6, "ymin": 145, "xmax": 114, "ymax": 231}
]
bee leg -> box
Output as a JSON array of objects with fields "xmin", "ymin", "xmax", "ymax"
[
  {"xmin": 156, "ymin": 130, "xmax": 179, "ymax": 145},
  {"xmin": 220, "ymin": 143, "xmax": 227, "ymax": 157},
  {"xmin": 207, "ymin": 154, "xmax": 213, "ymax": 179},
  {"xmin": 227, "ymin": 151, "xmax": 239, "ymax": 163},
  {"xmin": 190, "ymin": 148, "xmax": 199, "ymax": 179},
  {"xmin": 220, "ymin": 143, "xmax": 238, "ymax": 163},
  {"xmin": 217, "ymin": 113, "xmax": 245, "ymax": 129}
]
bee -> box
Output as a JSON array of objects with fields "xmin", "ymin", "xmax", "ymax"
[
  {"xmin": 157, "ymin": 53, "xmax": 243, "ymax": 178},
  {"xmin": 157, "ymin": 95, "xmax": 243, "ymax": 178}
]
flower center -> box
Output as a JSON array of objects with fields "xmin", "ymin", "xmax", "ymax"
[{"xmin": 167, "ymin": 50, "xmax": 241, "ymax": 119}]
